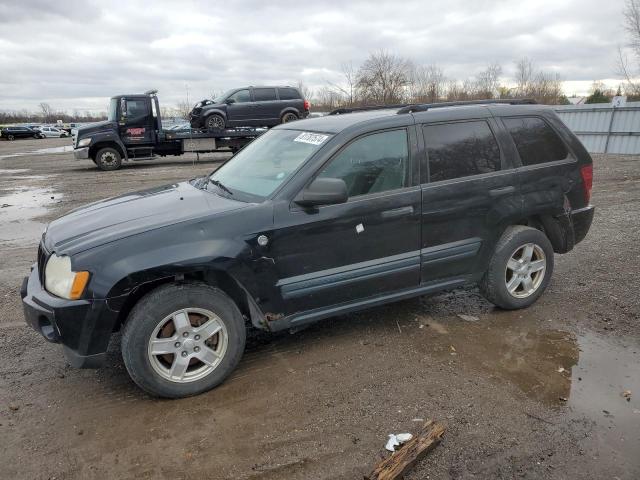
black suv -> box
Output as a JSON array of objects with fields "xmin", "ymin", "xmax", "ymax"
[
  {"xmin": 21, "ymin": 99, "xmax": 594, "ymax": 398},
  {"xmin": 1, "ymin": 126, "xmax": 44, "ymax": 140},
  {"xmin": 189, "ymin": 86, "xmax": 310, "ymax": 130}
]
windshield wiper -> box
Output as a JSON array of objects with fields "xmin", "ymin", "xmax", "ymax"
[{"xmin": 208, "ymin": 178, "xmax": 233, "ymax": 196}]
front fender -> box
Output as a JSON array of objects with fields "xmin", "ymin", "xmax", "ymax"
[{"xmin": 87, "ymin": 130, "xmax": 129, "ymax": 160}]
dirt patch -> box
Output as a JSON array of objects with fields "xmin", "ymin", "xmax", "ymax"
[{"xmin": 0, "ymin": 140, "xmax": 638, "ymax": 479}]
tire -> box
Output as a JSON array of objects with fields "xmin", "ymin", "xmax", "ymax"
[
  {"xmin": 121, "ymin": 283, "xmax": 246, "ymax": 398},
  {"xmin": 281, "ymin": 112, "xmax": 299, "ymax": 123},
  {"xmin": 7, "ymin": 134, "xmax": 14, "ymax": 141},
  {"xmin": 479, "ymin": 226, "xmax": 554, "ymax": 310},
  {"xmin": 205, "ymin": 114, "xmax": 225, "ymax": 131},
  {"xmin": 95, "ymin": 147, "xmax": 122, "ymax": 171},
  {"xmin": 33, "ymin": 134, "xmax": 40, "ymax": 139}
]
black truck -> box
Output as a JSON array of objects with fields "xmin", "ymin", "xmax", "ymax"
[{"xmin": 73, "ymin": 90, "xmax": 263, "ymax": 171}]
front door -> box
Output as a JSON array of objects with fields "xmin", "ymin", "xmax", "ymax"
[
  {"xmin": 419, "ymin": 118, "xmax": 521, "ymax": 284},
  {"xmin": 119, "ymin": 97, "xmax": 154, "ymax": 145},
  {"xmin": 225, "ymin": 89, "xmax": 256, "ymax": 126},
  {"xmin": 271, "ymin": 127, "xmax": 422, "ymax": 314}
]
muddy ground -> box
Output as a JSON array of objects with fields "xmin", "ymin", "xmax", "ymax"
[{"xmin": 0, "ymin": 138, "xmax": 638, "ymax": 479}]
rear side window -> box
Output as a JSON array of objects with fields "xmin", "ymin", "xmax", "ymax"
[
  {"xmin": 318, "ymin": 129, "xmax": 409, "ymax": 197},
  {"xmin": 278, "ymin": 88, "xmax": 301, "ymax": 100},
  {"xmin": 503, "ymin": 117, "xmax": 569, "ymax": 166},
  {"xmin": 253, "ymin": 88, "xmax": 277, "ymax": 101},
  {"xmin": 423, "ymin": 121, "xmax": 501, "ymax": 182}
]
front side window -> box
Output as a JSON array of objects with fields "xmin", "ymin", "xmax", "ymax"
[
  {"xmin": 227, "ymin": 89, "xmax": 251, "ymax": 103},
  {"xmin": 318, "ymin": 129, "xmax": 409, "ymax": 197},
  {"xmin": 253, "ymin": 88, "xmax": 277, "ymax": 101},
  {"xmin": 125, "ymin": 99, "xmax": 147, "ymax": 119},
  {"xmin": 423, "ymin": 121, "xmax": 501, "ymax": 182},
  {"xmin": 208, "ymin": 129, "xmax": 331, "ymax": 202},
  {"xmin": 503, "ymin": 117, "xmax": 570, "ymax": 166}
]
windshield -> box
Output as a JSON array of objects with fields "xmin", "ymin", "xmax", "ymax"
[
  {"xmin": 209, "ymin": 129, "xmax": 331, "ymax": 202},
  {"xmin": 108, "ymin": 98, "xmax": 118, "ymax": 121},
  {"xmin": 213, "ymin": 89, "xmax": 234, "ymax": 103}
]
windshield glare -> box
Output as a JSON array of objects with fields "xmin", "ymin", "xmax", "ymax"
[
  {"xmin": 213, "ymin": 90, "xmax": 234, "ymax": 103},
  {"xmin": 209, "ymin": 129, "xmax": 331, "ymax": 202},
  {"xmin": 108, "ymin": 98, "xmax": 118, "ymax": 121}
]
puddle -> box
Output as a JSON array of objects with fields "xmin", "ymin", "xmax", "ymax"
[
  {"xmin": 422, "ymin": 315, "xmax": 639, "ymax": 457},
  {"xmin": 0, "ymin": 145, "xmax": 73, "ymax": 161},
  {"xmin": 0, "ymin": 187, "xmax": 62, "ymax": 246}
]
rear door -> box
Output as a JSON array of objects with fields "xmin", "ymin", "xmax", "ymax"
[
  {"xmin": 253, "ymin": 87, "xmax": 280, "ymax": 124},
  {"xmin": 419, "ymin": 118, "xmax": 521, "ymax": 284}
]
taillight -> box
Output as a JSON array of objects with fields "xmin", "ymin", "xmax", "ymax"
[
  {"xmin": 303, "ymin": 100, "xmax": 310, "ymax": 111},
  {"xmin": 580, "ymin": 164, "xmax": 593, "ymax": 204}
]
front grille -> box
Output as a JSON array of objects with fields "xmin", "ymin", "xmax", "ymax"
[{"xmin": 37, "ymin": 242, "xmax": 49, "ymax": 285}]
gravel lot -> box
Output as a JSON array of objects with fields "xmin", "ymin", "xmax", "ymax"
[{"xmin": 1, "ymin": 138, "xmax": 638, "ymax": 479}]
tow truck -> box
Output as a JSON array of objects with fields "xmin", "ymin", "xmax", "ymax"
[{"xmin": 73, "ymin": 90, "xmax": 264, "ymax": 171}]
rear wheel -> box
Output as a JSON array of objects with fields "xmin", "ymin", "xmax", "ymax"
[
  {"xmin": 206, "ymin": 114, "xmax": 225, "ymax": 131},
  {"xmin": 480, "ymin": 226, "xmax": 554, "ymax": 309},
  {"xmin": 121, "ymin": 283, "xmax": 246, "ymax": 398},
  {"xmin": 95, "ymin": 147, "xmax": 122, "ymax": 171},
  {"xmin": 281, "ymin": 112, "xmax": 299, "ymax": 123}
]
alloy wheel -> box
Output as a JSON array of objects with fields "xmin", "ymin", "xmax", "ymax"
[{"xmin": 504, "ymin": 243, "xmax": 546, "ymax": 298}]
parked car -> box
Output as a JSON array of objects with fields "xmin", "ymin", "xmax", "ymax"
[
  {"xmin": 189, "ymin": 86, "xmax": 310, "ymax": 130},
  {"xmin": 21, "ymin": 99, "xmax": 594, "ymax": 398},
  {"xmin": 39, "ymin": 126, "xmax": 70, "ymax": 138},
  {"xmin": 1, "ymin": 126, "xmax": 43, "ymax": 140}
]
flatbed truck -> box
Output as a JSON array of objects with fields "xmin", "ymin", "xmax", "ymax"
[{"xmin": 73, "ymin": 90, "xmax": 263, "ymax": 170}]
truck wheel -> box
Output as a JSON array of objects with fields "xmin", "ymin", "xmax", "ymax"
[
  {"xmin": 121, "ymin": 283, "xmax": 246, "ymax": 398},
  {"xmin": 95, "ymin": 147, "xmax": 122, "ymax": 171},
  {"xmin": 281, "ymin": 112, "xmax": 299, "ymax": 123},
  {"xmin": 206, "ymin": 114, "xmax": 225, "ymax": 130},
  {"xmin": 480, "ymin": 226, "xmax": 554, "ymax": 310}
]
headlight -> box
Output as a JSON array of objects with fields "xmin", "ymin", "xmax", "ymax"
[
  {"xmin": 77, "ymin": 138, "xmax": 91, "ymax": 147},
  {"xmin": 44, "ymin": 254, "xmax": 90, "ymax": 300}
]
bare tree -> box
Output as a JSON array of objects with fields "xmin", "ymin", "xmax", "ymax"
[
  {"xmin": 410, "ymin": 64, "xmax": 446, "ymax": 103},
  {"xmin": 326, "ymin": 61, "xmax": 358, "ymax": 106},
  {"xmin": 296, "ymin": 80, "xmax": 314, "ymax": 102},
  {"xmin": 356, "ymin": 50, "xmax": 412, "ymax": 104},
  {"xmin": 39, "ymin": 102, "xmax": 53, "ymax": 122},
  {"xmin": 175, "ymin": 100, "xmax": 192, "ymax": 119},
  {"xmin": 514, "ymin": 58, "xmax": 535, "ymax": 97},
  {"xmin": 475, "ymin": 63, "xmax": 503, "ymax": 98},
  {"xmin": 619, "ymin": 0, "xmax": 640, "ymax": 94}
]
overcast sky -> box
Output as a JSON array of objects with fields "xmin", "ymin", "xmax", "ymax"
[{"xmin": 0, "ymin": 0, "xmax": 630, "ymax": 113}]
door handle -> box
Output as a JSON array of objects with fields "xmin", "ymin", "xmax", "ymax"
[
  {"xmin": 489, "ymin": 186, "xmax": 516, "ymax": 197},
  {"xmin": 381, "ymin": 206, "xmax": 414, "ymax": 218}
]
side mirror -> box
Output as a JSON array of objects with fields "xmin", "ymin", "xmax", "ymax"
[
  {"xmin": 294, "ymin": 178, "xmax": 348, "ymax": 208},
  {"xmin": 225, "ymin": 98, "xmax": 235, "ymax": 104}
]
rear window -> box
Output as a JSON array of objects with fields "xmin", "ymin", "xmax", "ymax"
[
  {"xmin": 253, "ymin": 88, "xmax": 277, "ymax": 101},
  {"xmin": 423, "ymin": 121, "xmax": 501, "ymax": 182},
  {"xmin": 278, "ymin": 88, "xmax": 301, "ymax": 100},
  {"xmin": 503, "ymin": 117, "xmax": 569, "ymax": 166}
]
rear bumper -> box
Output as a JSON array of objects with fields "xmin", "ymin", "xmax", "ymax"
[
  {"xmin": 571, "ymin": 205, "xmax": 595, "ymax": 245},
  {"xmin": 20, "ymin": 264, "xmax": 118, "ymax": 368},
  {"xmin": 73, "ymin": 147, "xmax": 90, "ymax": 160}
]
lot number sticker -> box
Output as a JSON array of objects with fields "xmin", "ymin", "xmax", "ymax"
[{"xmin": 294, "ymin": 132, "xmax": 329, "ymax": 146}]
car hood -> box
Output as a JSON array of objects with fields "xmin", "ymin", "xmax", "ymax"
[
  {"xmin": 76, "ymin": 120, "xmax": 115, "ymax": 137},
  {"xmin": 44, "ymin": 181, "xmax": 248, "ymax": 255}
]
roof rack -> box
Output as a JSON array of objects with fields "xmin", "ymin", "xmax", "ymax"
[
  {"xmin": 328, "ymin": 104, "xmax": 415, "ymax": 115},
  {"xmin": 396, "ymin": 98, "xmax": 537, "ymax": 114}
]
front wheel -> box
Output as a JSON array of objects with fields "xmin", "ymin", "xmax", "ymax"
[
  {"xmin": 95, "ymin": 147, "xmax": 122, "ymax": 171},
  {"xmin": 480, "ymin": 226, "xmax": 554, "ymax": 309},
  {"xmin": 121, "ymin": 283, "xmax": 246, "ymax": 398},
  {"xmin": 7, "ymin": 134, "xmax": 14, "ymax": 141},
  {"xmin": 206, "ymin": 114, "xmax": 225, "ymax": 131}
]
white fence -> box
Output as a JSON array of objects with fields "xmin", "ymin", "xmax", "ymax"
[{"xmin": 554, "ymin": 102, "xmax": 640, "ymax": 155}]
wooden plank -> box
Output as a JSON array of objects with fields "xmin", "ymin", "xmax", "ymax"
[{"xmin": 367, "ymin": 420, "xmax": 446, "ymax": 480}]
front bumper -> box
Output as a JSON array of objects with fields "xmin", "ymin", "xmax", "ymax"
[
  {"xmin": 73, "ymin": 147, "xmax": 90, "ymax": 160},
  {"xmin": 21, "ymin": 263, "xmax": 118, "ymax": 368}
]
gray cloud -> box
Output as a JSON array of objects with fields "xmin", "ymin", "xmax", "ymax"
[{"xmin": 0, "ymin": 0, "xmax": 628, "ymax": 112}]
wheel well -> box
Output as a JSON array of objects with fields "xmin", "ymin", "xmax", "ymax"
[
  {"xmin": 89, "ymin": 142, "xmax": 124, "ymax": 160},
  {"xmin": 115, "ymin": 270, "xmax": 260, "ymax": 331},
  {"xmin": 280, "ymin": 109, "xmax": 299, "ymax": 118},
  {"xmin": 516, "ymin": 214, "xmax": 569, "ymax": 253}
]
